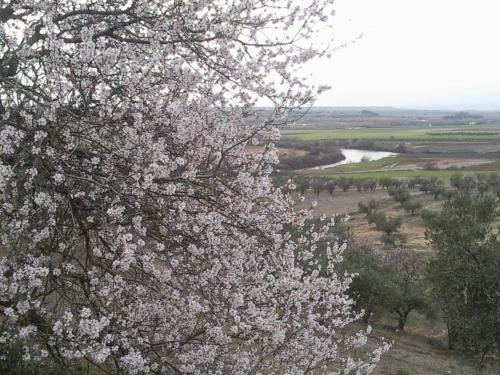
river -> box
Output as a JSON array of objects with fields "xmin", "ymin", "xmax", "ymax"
[{"xmin": 312, "ymin": 148, "xmax": 398, "ymax": 170}]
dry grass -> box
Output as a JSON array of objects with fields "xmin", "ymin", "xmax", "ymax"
[
  {"xmin": 295, "ymin": 188, "xmax": 500, "ymax": 374},
  {"xmin": 372, "ymin": 322, "xmax": 500, "ymax": 375},
  {"xmin": 296, "ymin": 189, "xmax": 441, "ymax": 253}
]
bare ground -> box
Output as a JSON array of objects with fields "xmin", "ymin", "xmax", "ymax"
[
  {"xmin": 372, "ymin": 322, "xmax": 500, "ymax": 375},
  {"xmin": 295, "ymin": 190, "xmax": 441, "ymax": 253},
  {"xmin": 294, "ymin": 188, "xmax": 500, "ymax": 374},
  {"xmin": 294, "ymin": 190, "xmax": 392, "ymax": 216}
]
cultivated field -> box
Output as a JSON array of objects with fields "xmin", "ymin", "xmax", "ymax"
[
  {"xmin": 277, "ymin": 108, "xmax": 500, "ymax": 374},
  {"xmin": 283, "ymin": 125, "xmax": 500, "ymax": 143}
]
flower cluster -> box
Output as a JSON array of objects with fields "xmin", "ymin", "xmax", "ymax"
[{"xmin": 0, "ymin": 0, "xmax": 387, "ymax": 374}]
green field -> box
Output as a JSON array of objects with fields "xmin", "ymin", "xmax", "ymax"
[
  {"xmin": 321, "ymin": 169, "xmax": 498, "ymax": 180},
  {"xmin": 283, "ymin": 125, "xmax": 500, "ymax": 142}
]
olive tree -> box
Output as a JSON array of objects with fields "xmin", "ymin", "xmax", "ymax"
[{"xmin": 424, "ymin": 192, "xmax": 500, "ymax": 363}]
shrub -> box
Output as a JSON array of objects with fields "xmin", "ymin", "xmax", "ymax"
[
  {"xmin": 337, "ymin": 177, "xmax": 353, "ymax": 192},
  {"xmin": 401, "ymin": 200, "xmax": 422, "ymax": 216},
  {"xmin": 395, "ymin": 368, "xmax": 411, "ymax": 375},
  {"xmin": 368, "ymin": 212, "xmax": 405, "ymax": 247},
  {"xmin": 0, "ymin": 341, "xmax": 87, "ymax": 375},
  {"xmin": 325, "ymin": 180, "xmax": 336, "ymax": 195},
  {"xmin": 340, "ymin": 244, "xmax": 399, "ymax": 324},
  {"xmin": 358, "ymin": 199, "xmax": 379, "ymax": 217},
  {"xmin": 388, "ymin": 187, "xmax": 410, "ymax": 203}
]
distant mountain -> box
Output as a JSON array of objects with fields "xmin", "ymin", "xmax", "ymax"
[
  {"xmin": 360, "ymin": 110, "xmax": 380, "ymax": 117},
  {"xmin": 443, "ymin": 111, "xmax": 484, "ymax": 120},
  {"xmin": 254, "ymin": 106, "xmax": 500, "ymax": 117}
]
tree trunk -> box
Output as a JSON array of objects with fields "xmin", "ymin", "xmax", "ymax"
[
  {"xmin": 362, "ymin": 309, "xmax": 372, "ymax": 324},
  {"xmin": 395, "ymin": 309, "xmax": 409, "ymax": 332},
  {"xmin": 397, "ymin": 313, "xmax": 408, "ymax": 331},
  {"xmin": 446, "ymin": 322, "xmax": 457, "ymax": 350}
]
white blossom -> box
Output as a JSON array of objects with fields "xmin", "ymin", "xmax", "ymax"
[{"xmin": 0, "ymin": 0, "xmax": 387, "ymax": 373}]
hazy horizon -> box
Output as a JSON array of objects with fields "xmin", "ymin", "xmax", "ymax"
[
  {"xmin": 273, "ymin": 0, "xmax": 500, "ymax": 111},
  {"xmin": 256, "ymin": 104, "xmax": 500, "ymax": 113}
]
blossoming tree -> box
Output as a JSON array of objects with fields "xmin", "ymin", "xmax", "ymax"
[{"xmin": 0, "ymin": 0, "xmax": 387, "ymax": 373}]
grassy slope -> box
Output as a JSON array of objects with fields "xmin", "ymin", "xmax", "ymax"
[{"xmin": 298, "ymin": 191, "xmax": 500, "ymax": 373}]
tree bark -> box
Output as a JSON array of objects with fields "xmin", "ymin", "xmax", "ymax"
[{"xmin": 446, "ymin": 321, "xmax": 457, "ymax": 350}]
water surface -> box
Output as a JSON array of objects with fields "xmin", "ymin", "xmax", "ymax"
[{"xmin": 313, "ymin": 149, "xmax": 398, "ymax": 170}]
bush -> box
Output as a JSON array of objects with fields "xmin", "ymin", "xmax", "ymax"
[
  {"xmin": 358, "ymin": 199, "xmax": 379, "ymax": 216},
  {"xmin": 340, "ymin": 244, "xmax": 399, "ymax": 324},
  {"xmin": 423, "ymin": 162, "xmax": 438, "ymax": 170},
  {"xmin": 388, "ymin": 187, "xmax": 410, "ymax": 203},
  {"xmin": 0, "ymin": 341, "xmax": 86, "ymax": 375},
  {"xmin": 395, "ymin": 368, "xmax": 411, "ymax": 375},
  {"xmin": 311, "ymin": 178, "xmax": 327, "ymax": 195},
  {"xmin": 371, "ymin": 213, "xmax": 402, "ymax": 235},
  {"xmin": 337, "ymin": 177, "xmax": 353, "ymax": 192},
  {"xmin": 325, "ymin": 180, "xmax": 336, "ymax": 195},
  {"xmin": 277, "ymin": 139, "xmax": 344, "ymax": 169},
  {"xmin": 368, "ymin": 212, "xmax": 405, "ymax": 247},
  {"xmin": 381, "ymin": 232, "xmax": 407, "ymax": 247},
  {"xmin": 401, "ymin": 200, "xmax": 422, "ymax": 216},
  {"xmin": 295, "ymin": 176, "xmax": 310, "ymax": 194},
  {"xmin": 379, "ymin": 177, "xmax": 402, "ymax": 190}
]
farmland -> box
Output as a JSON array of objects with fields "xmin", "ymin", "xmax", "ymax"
[
  {"xmin": 283, "ymin": 125, "xmax": 500, "ymax": 142},
  {"xmin": 303, "ymin": 168, "xmax": 499, "ymax": 180},
  {"xmin": 274, "ymin": 107, "xmax": 500, "ymax": 374}
]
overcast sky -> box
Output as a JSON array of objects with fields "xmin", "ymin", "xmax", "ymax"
[{"xmin": 303, "ymin": 0, "xmax": 500, "ymax": 110}]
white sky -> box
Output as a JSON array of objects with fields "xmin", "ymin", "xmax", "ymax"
[{"xmin": 304, "ymin": 0, "xmax": 500, "ymax": 110}]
